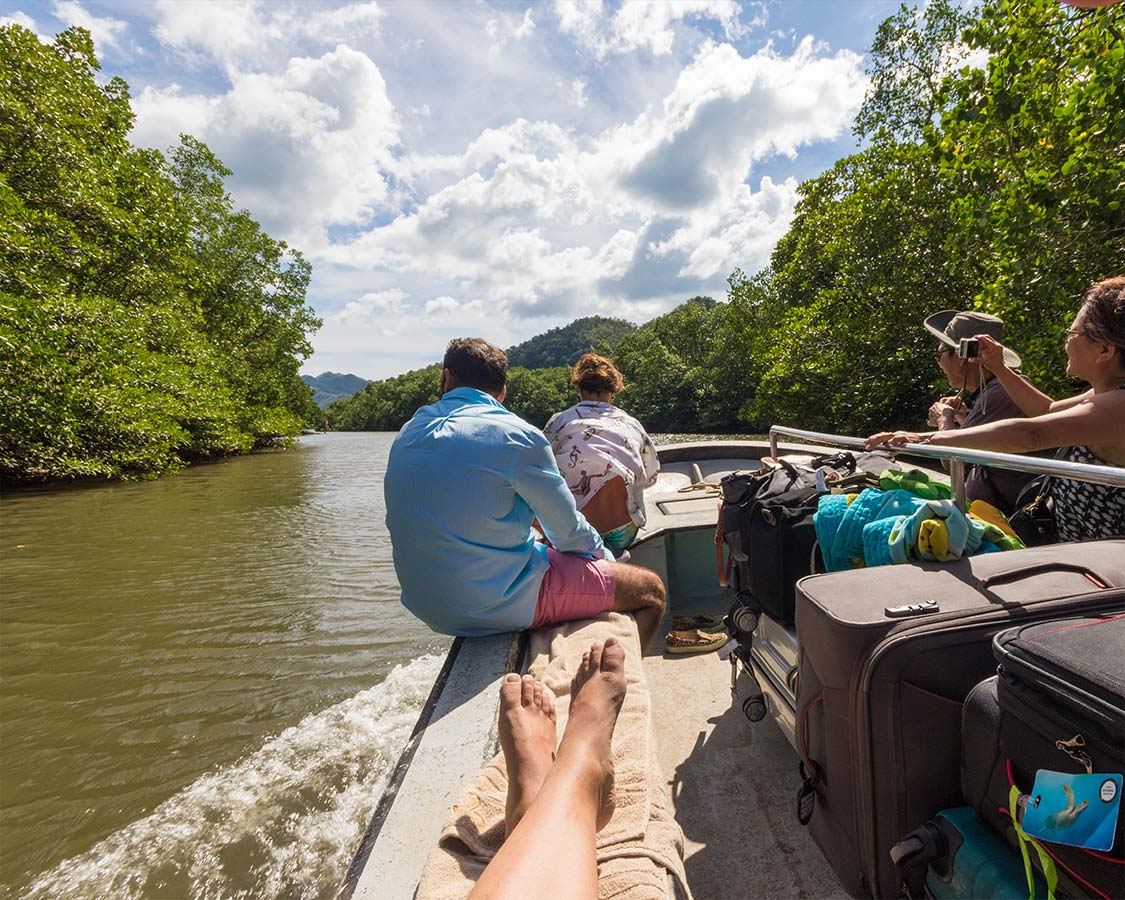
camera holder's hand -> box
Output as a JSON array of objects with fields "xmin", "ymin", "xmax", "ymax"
[{"xmin": 972, "ymin": 334, "xmax": 1008, "ymax": 373}]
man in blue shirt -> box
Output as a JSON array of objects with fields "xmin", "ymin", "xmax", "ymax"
[{"xmin": 385, "ymin": 338, "xmax": 666, "ymax": 647}]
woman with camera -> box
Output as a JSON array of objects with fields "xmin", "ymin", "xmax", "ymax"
[{"xmin": 867, "ymin": 277, "xmax": 1125, "ymax": 541}]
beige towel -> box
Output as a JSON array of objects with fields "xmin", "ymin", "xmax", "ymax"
[{"xmin": 417, "ymin": 613, "xmax": 691, "ymax": 900}]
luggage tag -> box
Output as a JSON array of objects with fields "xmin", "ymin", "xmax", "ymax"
[{"xmin": 1019, "ymin": 769, "xmax": 1121, "ymax": 852}]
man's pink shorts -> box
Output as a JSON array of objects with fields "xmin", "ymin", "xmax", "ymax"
[{"xmin": 532, "ymin": 547, "xmax": 616, "ymax": 628}]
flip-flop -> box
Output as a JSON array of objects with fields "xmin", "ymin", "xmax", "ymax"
[{"xmin": 665, "ymin": 629, "xmax": 729, "ymax": 655}]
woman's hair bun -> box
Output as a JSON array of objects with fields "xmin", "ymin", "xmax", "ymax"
[{"xmin": 571, "ymin": 353, "xmax": 624, "ymax": 394}]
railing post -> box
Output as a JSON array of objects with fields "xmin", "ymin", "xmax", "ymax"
[
  {"xmin": 769, "ymin": 430, "xmax": 778, "ymax": 459},
  {"xmin": 949, "ymin": 458, "xmax": 967, "ymax": 513}
]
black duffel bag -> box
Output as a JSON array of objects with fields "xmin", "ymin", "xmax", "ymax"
[{"xmin": 719, "ymin": 451, "xmax": 872, "ymax": 626}]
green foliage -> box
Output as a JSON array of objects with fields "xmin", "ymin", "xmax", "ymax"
[
  {"xmin": 0, "ymin": 25, "xmax": 320, "ymax": 482},
  {"xmin": 935, "ymin": 0, "xmax": 1125, "ymax": 397},
  {"xmin": 613, "ymin": 296, "xmax": 734, "ymax": 432},
  {"xmin": 728, "ymin": 0, "xmax": 1123, "ymax": 435},
  {"xmin": 855, "ymin": 0, "xmax": 975, "ymax": 142},
  {"xmin": 326, "ymin": 365, "xmax": 441, "ymax": 431},
  {"xmin": 505, "ymin": 368, "xmax": 573, "ymax": 428},
  {"xmin": 745, "ymin": 142, "xmax": 974, "ymax": 433},
  {"xmin": 505, "ymin": 316, "xmax": 638, "ymax": 369},
  {"xmin": 327, "ymin": 365, "xmax": 573, "ymax": 431}
]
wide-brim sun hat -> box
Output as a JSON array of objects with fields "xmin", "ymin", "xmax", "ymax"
[{"xmin": 924, "ymin": 310, "xmax": 1022, "ymax": 368}]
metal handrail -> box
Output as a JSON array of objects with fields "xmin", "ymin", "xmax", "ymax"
[{"xmin": 768, "ymin": 425, "xmax": 1125, "ymax": 512}]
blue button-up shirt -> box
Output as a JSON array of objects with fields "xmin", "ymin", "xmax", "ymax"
[{"xmin": 385, "ymin": 387, "xmax": 606, "ymax": 636}]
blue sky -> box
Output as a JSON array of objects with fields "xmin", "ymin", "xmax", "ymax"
[{"xmin": 4, "ymin": 0, "xmax": 909, "ymax": 379}]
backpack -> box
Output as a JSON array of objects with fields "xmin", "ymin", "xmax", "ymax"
[{"xmin": 718, "ymin": 451, "xmax": 894, "ymax": 626}]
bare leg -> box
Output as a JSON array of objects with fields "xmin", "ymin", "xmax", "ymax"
[
  {"xmin": 498, "ymin": 673, "xmax": 556, "ymax": 834},
  {"xmin": 469, "ymin": 639, "xmax": 627, "ymax": 900},
  {"xmin": 607, "ymin": 562, "xmax": 666, "ymax": 651}
]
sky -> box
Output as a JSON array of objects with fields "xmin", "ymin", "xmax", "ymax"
[{"xmin": 3, "ymin": 0, "xmax": 907, "ymax": 379}]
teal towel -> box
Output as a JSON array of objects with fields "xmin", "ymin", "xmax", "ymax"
[
  {"xmin": 834, "ymin": 488, "xmax": 924, "ymax": 564},
  {"xmin": 832, "ymin": 489, "xmax": 886, "ymax": 563},
  {"xmin": 814, "ymin": 494, "xmax": 852, "ymax": 572},
  {"xmin": 863, "ymin": 515, "xmax": 905, "ymax": 567}
]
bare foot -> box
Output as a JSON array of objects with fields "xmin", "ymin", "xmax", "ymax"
[
  {"xmin": 498, "ymin": 673, "xmax": 557, "ymax": 835},
  {"xmin": 559, "ymin": 638, "xmax": 627, "ymax": 831}
]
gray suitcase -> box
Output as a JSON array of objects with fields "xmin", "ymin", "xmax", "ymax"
[{"xmin": 793, "ymin": 540, "xmax": 1125, "ymax": 899}]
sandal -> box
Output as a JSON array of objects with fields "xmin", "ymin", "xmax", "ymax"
[
  {"xmin": 665, "ymin": 628, "xmax": 729, "ymax": 655},
  {"xmin": 669, "ymin": 615, "xmax": 726, "ymax": 632}
]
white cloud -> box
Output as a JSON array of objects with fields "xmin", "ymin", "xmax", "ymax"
[
  {"xmin": 554, "ymin": 0, "xmax": 742, "ymax": 58},
  {"xmin": 1, "ymin": 10, "xmax": 49, "ymax": 40},
  {"xmin": 601, "ymin": 37, "xmax": 865, "ymax": 212},
  {"xmin": 132, "ymin": 44, "xmax": 399, "ymax": 246},
  {"xmin": 332, "ymin": 289, "xmax": 409, "ymax": 322},
  {"xmin": 153, "ymin": 0, "xmax": 382, "ymax": 68},
  {"xmin": 117, "ymin": 0, "xmax": 870, "ymax": 376},
  {"xmin": 311, "ymin": 34, "xmax": 863, "ymax": 333},
  {"xmin": 424, "ymin": 295, "xmax": 486, "ymax": 316},
  {"xmin": 654, "ymin": 176, "xmax": 799, "ymax": 279},
  {"xmin": 569, "ymin": 78, "xmax": 589, "ymax": 108},
  {"xmin": 1, "ymin": 11, "xmax": 34, "ymax": 29},
  {"xmin": 52, "ymin": 1, "xmax": 128, "ymax": 51},
  {"xmin": 153, "ymin": 0, "xmax": 269, "ymax": 65}
]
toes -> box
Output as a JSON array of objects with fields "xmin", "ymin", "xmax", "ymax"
[
  {"xmin": 588, "ymin": 641, "xmax": 604, "ymax": 674},
  {"xmin": 600, "ymin": 638, "xmax": 625, "ymax": 673},
  {"xmin": 532, "ymin": 679, "xmax": 545, "ymax": 710},
  {"xmin": 500, "ymin": 672, "xmax": 522, "ymax": 706},
  {"xmin": 521, "ymin": 674, "xmax": 535, "ymax": 707},
  {"xmin": 544, "ymin": 689, "xmax": 557, "ymax": 722}
]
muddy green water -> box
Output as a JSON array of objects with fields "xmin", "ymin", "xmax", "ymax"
[{"xmin": 1, "ymin": 433, "xmax": 447, "ymax": 898}]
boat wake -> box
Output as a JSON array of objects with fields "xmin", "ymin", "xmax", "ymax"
[{"xmin": 21, "ymin": 654, "xmax": 444, "ymax": 900}]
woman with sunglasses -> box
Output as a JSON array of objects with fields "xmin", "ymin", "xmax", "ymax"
[{"xmin": 868, "ymin": 277, "xmax": 1125, "ymax": 541}]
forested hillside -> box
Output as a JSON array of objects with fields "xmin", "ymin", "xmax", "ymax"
[
  {"xmin": 506, "ymin": 316, "xmax": 638, "ymax": 368},
  {"xmin": 0, "ymin": 26, "xmax": 320, "ymax": 483},
  {"xmin": 301, "ymin": 373, "xmax": 370, "ymax": 408}
]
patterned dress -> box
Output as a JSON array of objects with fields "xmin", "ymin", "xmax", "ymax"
[
  {"xmin": 543, "ymin": 401, "xmax": 660, "ymax": 528},
  {"xmin": 1052, "ymin": 444, "xmax": 1125, "ymax": 541}
]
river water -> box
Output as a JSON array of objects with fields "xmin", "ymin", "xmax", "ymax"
[{"xmin": 1, "ymin": 433, "xmax": 447, "ymax": 899}]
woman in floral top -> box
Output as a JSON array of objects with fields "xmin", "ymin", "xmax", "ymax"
[{"xmin": 544, "ymin": 354, "xmax": 660, "ymax": 553}]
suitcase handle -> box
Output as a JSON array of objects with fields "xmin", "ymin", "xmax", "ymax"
[{"xmin": 976, "ymin": 562, "xmax": 1112, "ymax": 604}]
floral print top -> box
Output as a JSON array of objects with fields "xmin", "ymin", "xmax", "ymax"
[{"xmin": 543, "ymin": 401, "xmax": 660, "ymax": 528}]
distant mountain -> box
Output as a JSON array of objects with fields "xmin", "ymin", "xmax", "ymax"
[
  {"xmin": 302, "ymin": 372, "xmax": 371, "ymax": 408},
  {"xmin": 506, "ymin": 316, "xmax": 638, "ymax": 369}
]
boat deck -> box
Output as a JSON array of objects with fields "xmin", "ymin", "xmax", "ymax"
[{"xmin": 645, "ymin": 622, "xmax": 847, "ymax": 900}]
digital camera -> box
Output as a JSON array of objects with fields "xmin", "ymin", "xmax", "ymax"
[{"xmin": 956, "ymin": 337, "xmax": 980, "ymax": 358}]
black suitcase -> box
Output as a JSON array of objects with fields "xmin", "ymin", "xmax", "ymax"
[
  {"xmin": 720, "ymin": 451, "xmax": 892, "ymax": 625},
  {"xmin": 961, "ymin": 616, "xmax": 1125, "ymax": 898},
  {"xmin": 795, "ymin": 540, "xmax": 1125, "ymax": 899}
]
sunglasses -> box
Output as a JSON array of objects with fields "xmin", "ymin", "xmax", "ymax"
[{"xmin": 932, "ymin": 348, "xmax": 955, "ymax": 362}]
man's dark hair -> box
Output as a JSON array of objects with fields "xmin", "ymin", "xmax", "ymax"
[{"xmin": 443, "ymin": 338, "xmax": 508, "ymax": 395}]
